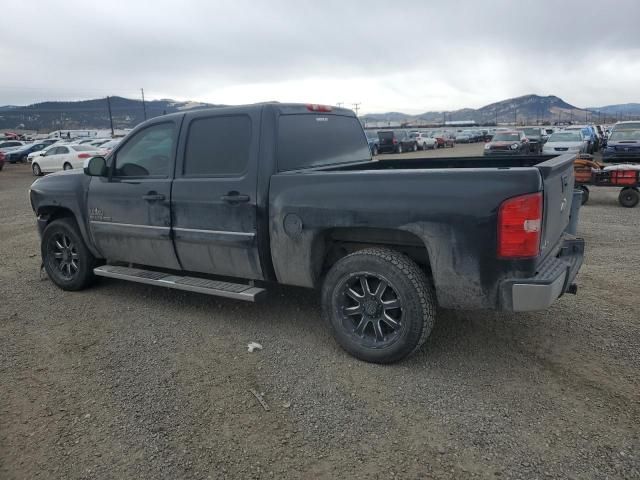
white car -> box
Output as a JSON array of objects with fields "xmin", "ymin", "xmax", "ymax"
[
  {"xmin": 31, "ymin": 144, "xmax": 104, "ymax": 176},
  {"xmin": 409, "ymin": 132, "xmax": 437, "ymax": 150},
  {"xmin": 542, "ymin": 131, "xmax": 588, "ymax": 155}
]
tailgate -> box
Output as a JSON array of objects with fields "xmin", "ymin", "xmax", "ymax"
[{"xmin": 537, "ymin": 153, "xmax": 576, "ymax": 259}]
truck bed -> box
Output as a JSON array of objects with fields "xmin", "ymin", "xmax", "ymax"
[{"xmin": 269, "ymin": 153, "xmax": 576, "ymax": 310}]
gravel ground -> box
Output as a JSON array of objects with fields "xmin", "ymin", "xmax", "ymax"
[{"xmin": 1, "ymin": 152, "xmax": 639, "ymax": 479}]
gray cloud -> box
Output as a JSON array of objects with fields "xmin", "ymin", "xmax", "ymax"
[{"xmin": 1, "ymin": 0, "xmax": 639, "ymax": 112}]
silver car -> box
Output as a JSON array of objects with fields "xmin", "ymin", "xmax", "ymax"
[{"xmin": 542, "ymin": 131, "xmax": 588, "ymax": 155}]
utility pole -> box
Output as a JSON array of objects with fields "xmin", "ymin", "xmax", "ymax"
[
  {"xmin": 495, "ymin": 109, "xmax": 498, "ymax": 126},
  {"xmin": 443, "ymin": 111, "xmax": 446, "ymax": 125},
  {"xmin": 141, "ymin": 88, "xmax": 147, "ymax": 120},
  {"xmin": 336, "ymin": 102, "xmax": 344, "ymax": 108},
  {"xmin": 106, "ymin": 96, "xmax": 114, "ymax": 136},
  {"xmin": 514, "ymin": 109, "xmax": 517, "ymax": 126},
  {"xmin": 352, "ymin": 103, "xmax": 361, "ymax": 116}
]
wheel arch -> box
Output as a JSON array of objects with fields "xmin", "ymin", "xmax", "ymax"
[
  {"xmin": 313, "ymin": 227, "xmax": 433, "ymax": 284},
  {"xmin": 36, "ymin": 205, "xmax": 101, "ymax": 258}
]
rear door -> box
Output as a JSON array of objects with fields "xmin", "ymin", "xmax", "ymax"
[
  {"xmin": 171, "ymin": 109, "xmax": 262, "ymax": 280},
  {"xmin": 87, "ymin": 119, "xmax": 181, "ymax": 269}
]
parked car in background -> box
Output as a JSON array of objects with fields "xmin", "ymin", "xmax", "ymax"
[
  {"xmin": 31, "ymin": 144, "xmax": 104, "ymax": 176},
  {"xmin": 378, "ymin": 130, "xmax": 417, "ymax": 153},
  {"xmin": 96, "ymin": 139, "xmax": 121, "ymax": 154},
  {"xmin": 0, "ymin": 140, "xmax": 25, "ymax": 151},
  {"xmin": 518, "ymin": 127, "xmax": 547, "ymax": 153},
  {"xmin": 455, "ymin": 130, "xmax": 476, "ymax": 143},
  {"xmin": 564, "ymin": 126, "xmax": 597, "ymax": 153},
  {"xmin": 431, "ymin": 131, "xmax": 455, "ymax": 148},
  {"xmin": 542, "ymin": 131, "xmax": 588, "ymax": 155},
  {"xmin": 484, "ymin": 130, "xmax": 529, "ymax": 155},
  {"xmin": 410, "ymin": 132, "xmax": 437, "ymax": 150},
  {"xmin": 364, "ymin": 130, "xmax": 379, "ymax": 155},
  {"xmin": 4, "ymin": 143, "xmax": 49, "ymax": 163},
  {"xmin": 88, "ymin": 138, "xmax": 114, "ymax": 148},
  {"xmin": 602, "ymin": 128, "xmax": 640, "ymax": 163}
]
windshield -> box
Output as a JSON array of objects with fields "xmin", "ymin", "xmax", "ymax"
[
  {"xmin": 522, "ymin": 128, "xmax": 540, "ymax": 136},
  {"xmin": 493, "ymin": 133, "xmax": 520, "ymax": 141},
  {"xmin": 365, "ymin": 131, "xmax": 378, "ymax": 140},
  {"xmin": 548, "ymin": 132, "xmax": 583, "ymax": 142},
  {"xmin": 71, "ymin": 145, "xmax": 98, "ymax": 151},
  {"xmin": 614, "ymin": 122, "xmax": 640, "ymax": 131},
  {"xmin": 101, "ymin": 140, "xmax": 120, "ymax": 149},
  {"xmin": 609, "ymin": 130, "xmax": 640, "ymax": 142}
]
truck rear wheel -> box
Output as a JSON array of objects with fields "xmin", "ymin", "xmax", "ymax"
[
  {"xmin": 619, "ymin": 188, "xmax": 639, "ymax": 208},
  {"xmin": 42, "ymin": 218, "xmax": 97, "ymax": 291},
  {"xmin": 322, "ymin": 247, "xmax": 435, "ymax": 364}
]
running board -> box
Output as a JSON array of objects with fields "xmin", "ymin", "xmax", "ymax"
[{"xmin": 93, "ymin": 265, "xmax": 266, "ymax": 302}]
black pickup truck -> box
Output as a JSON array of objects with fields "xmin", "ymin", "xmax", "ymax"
[{"xmin": 30, "ymin": 103, "xmax": 584, "ymax": 363}]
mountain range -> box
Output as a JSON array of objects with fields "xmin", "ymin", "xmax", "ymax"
[
  {"xmin": 361, "ymin": 95, "xmax": 636, "ymax": 126},
  {"xmin": 0, "ymin": 94, "xmax": 637, "ymax": 131}
]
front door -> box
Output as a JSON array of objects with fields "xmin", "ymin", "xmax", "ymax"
[
  {"xmin": 87, "ymin": 119, "xmax": 182, "ymax": 270},
  {"xmin": 171, "ymin": 109, "xmax": 262, "ymax": 280}
]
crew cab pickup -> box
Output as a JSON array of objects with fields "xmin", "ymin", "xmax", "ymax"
[{"xmin": 30, "ymin": 103, "xmax": 584, "ymax": 363}]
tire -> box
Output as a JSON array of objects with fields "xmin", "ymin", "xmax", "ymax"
[
  {"xmin": 618, "ymin": 188, "xmax": 639, "ymax": 208},
  {"xmin": 63, "ymin": 162, "xmax": 73, "ymax": 171},
  {"xmin": 41, "ymin": 218, "xmax": 97, "ymax": 291},
  {"xmin": 322, "ymin": 247, "xmax": 436, "ymax": 364},
  {"xmin": 397, "ymin": 144, "xmax": 403, "ymax": 154},
  {"xmin": 0, "ymin": 163, "xmax": 3, "ymax": 171},
  {"xmin": 32, "ymin": 163, "xmax": 42, "ymax": 176},
  {"xmin": 579, "ymin": 185, "xmax": 589, "ymax": 205}
]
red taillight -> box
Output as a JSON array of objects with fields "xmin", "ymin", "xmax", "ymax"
[
  {"xmin": 77, "ymin": 153, "xmax": 92, "ymax": 159},
  {"xmin": 306, "ymin": 104, "xmax": 332, "ymax": 112},
  {"xmin": 392, "ymin": 138, "xmax": 398, "ymax": 144},
  {"xmin": 497, "ymin": 192, "xmax": 543, "ymax": 258}
]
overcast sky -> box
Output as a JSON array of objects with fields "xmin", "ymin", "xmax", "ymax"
[{"xmin": 2, "ymin": 0, "xmax": 639, "ymax": 114}]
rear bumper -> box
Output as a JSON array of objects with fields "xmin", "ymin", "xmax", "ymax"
[{"xmin": 499, "ymin": 236, "xmax": 584, "ymax": 312}]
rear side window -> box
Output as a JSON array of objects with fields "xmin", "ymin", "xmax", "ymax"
[
  {"xmin": 184, "ymin": 115, "xmax": 251, "ymax": 176},
  {"xmin": 277, "ymin": 114, "xmax": 371, "ymax": 171}
]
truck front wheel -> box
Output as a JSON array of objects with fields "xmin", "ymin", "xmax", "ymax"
[
  {"xmin": 322, "ymin": 247, "xmax": 436, "ymax": 364},
  {"xmin": 42, "ymin": 218, "xmax": 97, "ymax": 291}
]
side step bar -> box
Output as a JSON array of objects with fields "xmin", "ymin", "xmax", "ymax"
[{"xmin": 93, "ymin": 265, "xmax": 266, "ymax": 302}]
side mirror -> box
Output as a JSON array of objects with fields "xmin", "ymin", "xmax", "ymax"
[{"xmin": 84, "ymin": 156, "xmax": 107, "ymax": 176}]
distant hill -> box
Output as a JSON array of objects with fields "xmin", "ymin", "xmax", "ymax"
[
  {"xmin": 361, "ymin": 94, "xmax": 608, "ymax": 126},
  {"xmin": 0, "ymin": 97, "xmax": 222, "ymax": 131},
  {"xmin": 587, "ymin": 103, "xmax": 640, "ymax": 117}
]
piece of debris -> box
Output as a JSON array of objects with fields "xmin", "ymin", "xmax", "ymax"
[
  {"xmin": 282, "ymin": 401, "xmax": 291, "ymax": 409},
  {"xmin": 247, "ymin": 342, "xmax": 263, "ymax": 353},
  {"xmin": 249, "ymin": 389, "xmax": 270, "ymax": 411}
]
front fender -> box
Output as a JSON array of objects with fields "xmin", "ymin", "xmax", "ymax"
[{"xmin": 30, "ymin": 171, "xmax": 100, "ymax": 258}]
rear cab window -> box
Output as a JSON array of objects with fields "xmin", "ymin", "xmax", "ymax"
[{"xmin": 277, "ymin": 114, "xmax": 371, "ymax": 171}]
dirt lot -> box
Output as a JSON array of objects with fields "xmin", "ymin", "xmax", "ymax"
[{"xmin": 1, "ymin": 146, "xmax": 639, "ymax": 479}]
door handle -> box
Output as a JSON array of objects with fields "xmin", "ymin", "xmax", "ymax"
[
  {"xmin": 221, "ymin": 193, "xmax": 250, "ymax": 204},
  {"xmin": 142, "ymin": 193, "xmax": 165, "ymax": 201}
]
